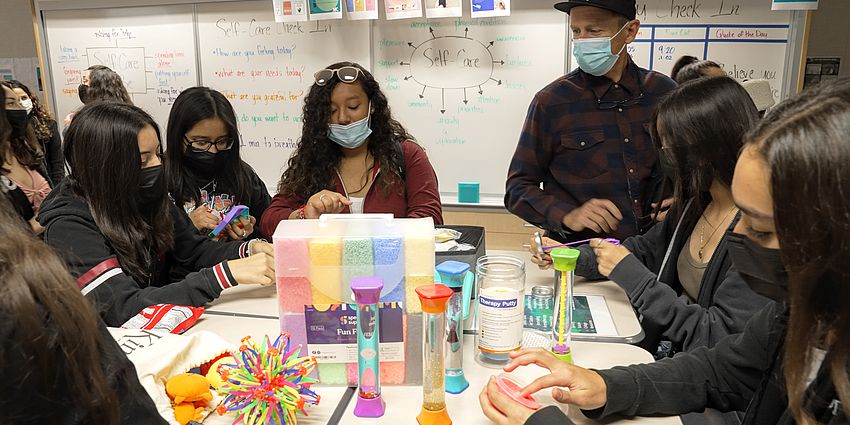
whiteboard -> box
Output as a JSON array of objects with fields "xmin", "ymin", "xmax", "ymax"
[
  {"xmin": 569, "ymin": 0, "xmax": 793, "ymax": 101},
  {"xmin": 372, "ymin": 0, "xmax": 566, "ymax": 200},
  {"xmin": 36, "ymin": 0, "xmax": 805, "ymax": 204},
  {"xmin": 43, "ymin": 5, "xmax": 198, "ymax": 131},
  {"xmin": 196, "ymin": 1, "xmax": 371, "ymax": 192}
]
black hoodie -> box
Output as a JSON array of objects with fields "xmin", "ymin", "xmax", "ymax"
[
  {"xmin": 525, "ymin": 302, "xmax": 848, "ymax": 425},
  {"xmin": 38, "ymin": 180, "xmax": 251, "ymax": 326},
  {"xmin": 0, "ymin": 315, "xmax": 167, "ymax": 424}
]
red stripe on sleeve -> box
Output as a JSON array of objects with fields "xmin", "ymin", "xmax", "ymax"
[{"xmin": 75, "ymin": 258, "xmax": 121, "ymax": 289}]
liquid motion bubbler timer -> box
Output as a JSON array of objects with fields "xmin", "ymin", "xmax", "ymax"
[
  {"xmin": 415, "ymin": 284, "xmax": 454, "ymax": 425},
  {"xmin": 351, "ymin": 277, "xmax": 386, "ymax": 417},
  {"xmin": 549, "ymin": 248, "xmax": 580, "ymax": 363},
  {"xmin": 434, "ymin": 261, "xmax": 474, "ymax": 394}
]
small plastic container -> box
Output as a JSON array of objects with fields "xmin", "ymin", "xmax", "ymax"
[
  {"xmin": 273, "ymin": 214, "xmax": 434, "ymax": 386},
  {"xmin": 475, "ymin": 255, "xmax": 525, "ymax": 366},
  {"xmin": 495, "ymin": 373, "xmax": 541, "ymax": 411}
]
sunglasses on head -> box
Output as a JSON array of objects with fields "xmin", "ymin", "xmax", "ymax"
[{"xmin": 314, "ymin": 66, "xmax": 361, "ymax": 86}]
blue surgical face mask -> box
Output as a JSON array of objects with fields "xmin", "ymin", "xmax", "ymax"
[
  {"xmin": 573, "ymin": 22, "xmax": 629, "ymax": 76},
  {"xmin": 328, "ymin": 102, "xmax": 372, "ymax": 150}
]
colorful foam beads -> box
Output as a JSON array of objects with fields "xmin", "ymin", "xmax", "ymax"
[
  {"xmin": 373, "ymin": 237, "xmax": 403, "ymax": 265},
  {"xmin": 346, "ymin": 361, "xmax": 406, "ymax": 385},
  {"xmin": 404, "ymin": 275, "xmax": 433, "ymax": 314},
  {"xmin": 277, "ymin": 277, "xmax": 312, "ymax": 313},
  {"xmin": 404, "ymin": 237, "xmax": 434, "ymax": 276},
  {"xmin": 309, "ymin": 238, "xmax": 343, "ymax": 266},
  {"xmin": 318, "ymin": 363, "xmax": 348, "ymax": 385},
  {"xmin": 344, "ymin": 315, "xmax": 407, "ymax": 385},
  {"xmin": 275, "ymin": 238, "xmax": 310, "ymax": 277},
  {"xmin": 374, "ymin": 237, "xmax": 405, "ymax": 298},
  {"xmin": 380, "ymin": 278, "xmax": 405, "ymax": 303},
  {"xmin": 342, "ymin": 238, "xmax": 375, "ymax": 302},
  {"xmin": 382, "ymin": 314, "xmax": 408, "ymax": 384},
  {"xmin": 309, "ymin": 238, "xmax": 343, "ymax": 303}
]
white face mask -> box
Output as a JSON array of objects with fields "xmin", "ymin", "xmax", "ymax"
[{"xmin": 21, "ymin": 98, "xmax": 33, "ymax": 115}]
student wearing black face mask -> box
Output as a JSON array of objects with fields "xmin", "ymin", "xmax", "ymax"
[
  {"xmin": 481, "ymin": 78, "xmax": 850, "ymax": 425},
  {"xmin": 63, "ymin": 65, "xmax": 133, "ymax": 127},
  {"xmin": 531, "ymin": 77, "xmax": 770, "ymax": 363},
  {"xmin": 38, "ymin": 102, "xmax": 276, "ymax": 327},
  {"xmin": 1, "ymin": 82, "xmax": 51, "ymax": 234},
  {"xmin": 164, "ymin": 87, "xmax": 270, "ymax": 241}
]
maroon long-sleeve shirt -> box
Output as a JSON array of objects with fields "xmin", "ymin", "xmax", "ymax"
[{"xmin": 259, "ymin": 140, "xmax": 443, "ymax": 238}]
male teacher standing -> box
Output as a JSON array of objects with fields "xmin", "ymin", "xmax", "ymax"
[{"xmin": 505, "ymin": 0, "xmax": 676, "ymax": 243}]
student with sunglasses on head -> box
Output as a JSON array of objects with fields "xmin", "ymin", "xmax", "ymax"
[
  {"xmin": 481, "ymin": 78, "xmax": 850, "ymax": 425},
  {"xmin": 38, "ymin": 102, "xmax": 276, "ymax": 327},
  {"xmin": 165, "ymin": 87, "xmax": 270, "ymax": 241},
  {"xmin": 505, "ymin": 0, "xmax": 676, "ymax": 245},
  {"xmin": 259, "ymin": 62, "xmax": 442, "ymax": 237},
  {"xmin": 530, "ymin": 77, "xmax": 770, "ymax": 364}
]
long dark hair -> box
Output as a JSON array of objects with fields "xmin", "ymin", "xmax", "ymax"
[
  {"xmin": 277, "ymin": 61, "xmax": 411, "ymax": 200},
  {"xmin": 84, "ymin": 65, "xmax": 133, "ymax": 104},
  {"xmin": 165, "ymin": 86, "xmax": 254, "ymax": 206},
  {"xmin": 0, "ymin": 84, "xmax": 9, "ymax": 148},
  {"xmin": 652, "ymin": 76, "xmax": 759, "ymax": 225},
  {"xmin": 64, "ymin": 102, "xmax": 173, "ymax": 281},
  {"xmin": 0, "ymin": 199, "xmax": 119, "ymax": 424},
  {"xmin": 1, "ymin": 82, "xmax": 43, "ymax": 169},
  {"xmin": 670, "ymin": 55, "xmax": 723, "ymax": 83},
  {"xmin": 7, "ymin": 80, "xmax": 54, "ymax": 141},
  {"xmin": 748, "ymin": 78, "xmax": 850, "ymax": 423}
]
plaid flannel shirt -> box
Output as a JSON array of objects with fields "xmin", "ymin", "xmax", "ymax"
[{"xmin": 505, "ymin": 58, "xmax": 676, "ymax": 243}]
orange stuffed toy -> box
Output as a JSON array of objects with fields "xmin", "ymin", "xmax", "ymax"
[{"xmin": 166, "ymin": 373, "xmax": 213, "ymax": 425}]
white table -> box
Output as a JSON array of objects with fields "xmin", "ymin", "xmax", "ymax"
[
  {"xmin": 189, "ymin": 314, "xmax": 350, "ymax": 425},
  {"xmin": 516, "ymin": 249, "xmax": 644, "ymax": 344},
  {"xmin": 190, "ymin": 314, "xmax": 679, "ymax": 425},
  {"xmin": 206, "ymin": 250, "xmax": 644, "ymax": 343},
  {"xmin": 337, "ymin": 334, "xmax": 678, "ymax": 425}
]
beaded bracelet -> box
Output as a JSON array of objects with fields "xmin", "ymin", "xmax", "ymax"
[{"xmin": 295, "ymin": 206, "xmax": 306, "ymax": 219}]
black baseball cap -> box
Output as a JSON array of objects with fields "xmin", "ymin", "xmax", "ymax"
[{"xmin": 554, "ymin": 0, "xmax": 637, "ymax": 20}]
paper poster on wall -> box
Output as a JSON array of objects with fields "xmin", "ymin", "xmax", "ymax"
[
  {"xmin": 272, "ymin": 0, "xmax": 308, "ymax": 22},
  {"xmin": 470, "ymin": 0, "xmax": 509, "ymax": 18},
  {"xmin": 804, "ymin": 57, "xmax": 840, "ymax": 89},
  {"xmin": 425, "ymin": 0, "xmax": 462, "ymax": 18},
  {"xmin": 309, "ymin": 0, "xmax": 343, "ymax": 20},
  {"xmin": 384, "ymin": 0, "xmax": 423, "ymax": 20},
  {"xmin": 771, "ymin": 0, "xmax": 817, "ymax": 10},
  {"xmin": 344, "ymin": 0, "xmax": 378, "ymax": 20}
]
